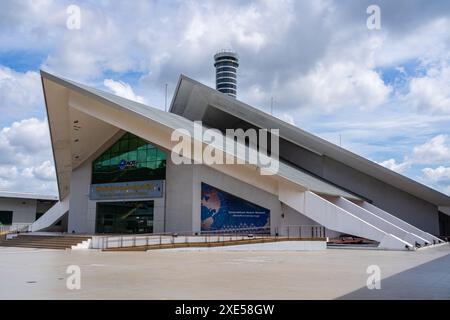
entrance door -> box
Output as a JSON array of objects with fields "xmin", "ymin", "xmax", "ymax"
[
  {"xmin": 96, "ymin": 201, "xmax": 154, "ymax": 234},
  {"xmin": 439, "ymin": 211, "xmax": 450, "ymax": 237},
  {"xmin": 0, "ymin": 211, "xmax": 13, "ymax": 225}
]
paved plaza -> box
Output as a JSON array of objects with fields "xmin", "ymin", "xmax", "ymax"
[{"xmin": 0, "ymin": 244, "xmax": 449, "ymax": 299}]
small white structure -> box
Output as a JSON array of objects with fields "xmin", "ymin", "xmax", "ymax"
[{"xmin": 0, "ymin": 191, "xmax": 58, "ymax": 232}]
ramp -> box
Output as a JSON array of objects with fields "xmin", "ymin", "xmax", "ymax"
[
  {"xmin": 355, "ymin": 201, "xmax": 443, "ymax": 245},
  {"xmin": 30, "ymin": 198, "xmax": 69, "ymax": 232},
  {"xmin": 326, "ymin": 196, "xmax": 430, "ymax": 247},
  {"xmin": 278, "ymin": 188, "xmax": 414, "ymax": 250}
]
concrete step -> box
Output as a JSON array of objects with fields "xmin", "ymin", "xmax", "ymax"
[
  {"xmin": 0, "ymin": 243, "xmax": 73, "ymax": 249},
  {"xmin": 7, "ymin": 235, "xmax": 90, "ymax": 240},
  {"xmin": 1, "ymin": 240, "xmax": 89, "ymax": 245},
  {"xmin": 0, "ymin": 235, "xmax": 91, "ymax": 250},
  {"xmin": 4, "ymin": 238, "xmax": 90, "ymax": 243}
]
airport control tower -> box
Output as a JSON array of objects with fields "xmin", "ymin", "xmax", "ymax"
[{"xmin": 213, "ymin": 51, "xmax": 239, "ymax": 98}]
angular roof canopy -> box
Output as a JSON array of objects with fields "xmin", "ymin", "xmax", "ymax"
[
  {"xmin": 41, "ymin": 71, "xmax": 359, "ymax": 201},
  {"xmin": 0, "ymin": 191, "xmax": 58, "ymax": 201},
  {"xmin": 170, "ymin": 74, "xmax": 450, "ymax": 207}
]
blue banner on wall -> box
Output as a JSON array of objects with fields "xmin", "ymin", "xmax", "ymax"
[{"xmin": 201, "ymin": 183, "xmax": 270, "ymax": 232}]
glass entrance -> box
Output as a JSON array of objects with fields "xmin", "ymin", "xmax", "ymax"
[{"xmin": 95, "ymin": 201, "xmax": 154, "ymax": 234}]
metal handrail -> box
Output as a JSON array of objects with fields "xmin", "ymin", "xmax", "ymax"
[
  {"xmin": 0, "ymin": 223, "xmax": 32, "ymax": 235},
  {"xmin": 98, "ymin": 225, "xmax": 326, "ymax": 250}
]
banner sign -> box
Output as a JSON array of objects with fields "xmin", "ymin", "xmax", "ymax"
[
  {"xmin": 89, "ymin": 180, "xmax": 163, "ymax": 200},
  {"xmin": 201, "ymin": 183, "xmax": 270, "ymax": 232}
]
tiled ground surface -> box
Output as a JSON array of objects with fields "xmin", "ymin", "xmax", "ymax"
[{"xmin": 0, "ymin": 244, "xmax": 449, "ymax": 299}]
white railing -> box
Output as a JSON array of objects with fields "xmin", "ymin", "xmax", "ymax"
[
  {"xmin": 275, "ymin": 225, "xmax": 326, "ymax": 238},
  {"xmin": 0, "ymin": 223, "xmax": 32, "ymax": 234},
  {"xmin": 96, "ymin": 225, "xmax": 326, "ymax": 250}
]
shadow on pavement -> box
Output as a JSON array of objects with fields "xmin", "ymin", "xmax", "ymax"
[{"xmin": 338, "ymin": 252, "xmax": 450, "ymax": 299}]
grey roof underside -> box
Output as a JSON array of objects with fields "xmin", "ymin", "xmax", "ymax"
[
  {"xmin": 0, "ymin": 191, "xmax": 58, "ymax": 201},
  {"xmin": 169, "ymin": 74, "xmax": 450, "ymax": 206},
  {"xmin": 41, "ymin": 71, "xmax": 358, "ymax": 200}
]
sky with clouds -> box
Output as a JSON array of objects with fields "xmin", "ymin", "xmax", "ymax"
[{"xmin": 0, "ymin": 0, "xmax": 449, "ymax": 196}]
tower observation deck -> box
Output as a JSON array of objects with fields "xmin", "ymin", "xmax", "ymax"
[{"xmin": 213, "ymin": 51, "xmax": 239, "ymax": 98}]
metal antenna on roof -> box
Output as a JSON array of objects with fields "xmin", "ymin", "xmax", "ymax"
[
  {"xmin": 270, "ymin": 97, "xmax": 274, "ymax": 115},
  {"xmin": 164, "ymin": 83, "xmax": 168, "ymax": 112},
  {"xmin": 339, "ymin": 134, "xmax": 342, "ymax": 147}
]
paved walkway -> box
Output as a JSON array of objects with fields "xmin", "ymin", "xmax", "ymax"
[{"xmin": 0, "ymin": 244, "xmax": 449, "ymax": 299}]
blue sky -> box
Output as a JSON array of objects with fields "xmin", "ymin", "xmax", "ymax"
[{"xmin": 0, "ymin": 0, "xmax": 450, "ymax": 196}]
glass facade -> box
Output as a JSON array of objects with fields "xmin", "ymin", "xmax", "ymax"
[
  {"xmin": 92, "ymin": 132, "xmax": 166, "ymax": 184},
  {"xmin": 96, "ymin": 201, "xmax": 154, "ymax": 234}
]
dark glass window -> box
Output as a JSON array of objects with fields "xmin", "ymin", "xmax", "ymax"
[
  {"xmin": 216, "ymin": 72, "xmax": 236, "ymax": 79},
  {"xmin": 217, "ymin": 66, "xmax": 236, "ymax": 73},
  {"xmin": 214, "ymin": 61, "xmax": 239, "ymax": 68},
  {"xmin": 96, "ymin": 201, "xmax": 154, "ymax": 234},
  {"xmin": 92, "ymin": 133, "xmax": 166, "ymax": 184},
  {"xmin": 216, "ymin": 56, "xmax": 238, "ymax": 62},
  {"xmin": 36, "ymin": 212, "xmax": 44, "ymax": 220},
  {"xmin": 217, "ymin": 83, "xmax": 237, "ymax": 90},
  {"xmin": 0, "ymin": 211, "xmax": 13, "ymax": 225},
  {"xmin": 217, "ymin": 78, "xmax": 237, "ymax": 85},
  {"xmin": 219, "ymin": 89, "xmax": 236, "ymax": 95}
]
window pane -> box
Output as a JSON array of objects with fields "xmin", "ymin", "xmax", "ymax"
[
  {"xmin": 156, "ymin": 150, "xmax": 166, "ymax": 160},
  {"xmin": 146, "ymin": 148, "xmax": 157, "ymax": 162},
  {"xmin": 128, "ymin": 150, "xmax": 137, "ymax": 161},
  {"xmin": 129, "ymin": 138, "xmax": 138, "ymax": 151},
  {"xmin": 119, "ymin": 139, "xmax": 128, "ymax": 153},
  {"xmin": 111, "ymin": 143, "xmax": 119, "ymax": 153},
  {"xmin": 138, "ymin": 149, "xmax": 146, "ymax": 162}
]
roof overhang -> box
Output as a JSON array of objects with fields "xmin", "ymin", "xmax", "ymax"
[
  {"xmin": 41, "ymin": 71, "xmax": 359, "ymax": 201},
  {"xmin": 170, "ymin": 74, "xmax": 450, "ymax": 207},
  {"xmin": 0, "ymin": 191, "xmax": 58, "ymax": 201}
]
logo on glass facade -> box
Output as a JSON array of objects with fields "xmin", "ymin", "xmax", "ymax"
[{"xmin": 118, "ymin": 159, "xmax": 136, "ymax": 170}]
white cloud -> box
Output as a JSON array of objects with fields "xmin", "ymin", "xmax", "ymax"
[
  {"xmin": 421, "ymin": 165, "xmax": 450, "ymax": 195},
  {"xmin": 377, "ymin": 158, "xmax": 409, "ymax": 173},
  {"xmin": 103, "ymin": 79, "xmax": 145, "ymax": 103},
  {"xmin": 0, "ymin": 165, "xmax": 18, "ymax": 180},
  {"xmin": 0, "ymin": 66, "xmax": 42, "ymax": 121},
  {"xmin": 411, "ymin": 134, "xmax": 450, "ymax": 164},
  {"xmin": 291, "ymin": 61, "xmax": 392, "ymax": 111},
  {"xmin": 375, "ymin": 134, "xmax": 450, "ymax": 195},
  {"xmin": 375, "ymin": 17, "xmax": 450, "ymax": 67},
  {"xmin": 23, "ymin": 160, "xmax": 55, "ymax": 181},
  {"xmin": 405, "ymin": 64, "xmax": 450, "ymax": 113},
  {"xmin": 422, "ymin": 166, "xmax": 450, "ymax": 182},
  {"xmin": 0, "ymin": 118, "xmax": 56, "ymax": 194}
]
